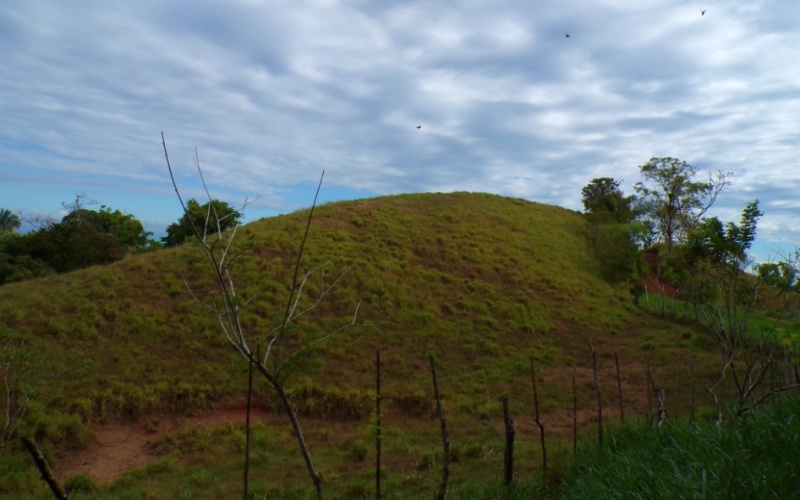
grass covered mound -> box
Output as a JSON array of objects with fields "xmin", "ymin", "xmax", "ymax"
[
  {"xmin": 0, "ymin": 192, "xmax": 665, "ymax": 417},
  {"xmin": 1, "ymin": 192, "xmax": 718, "ymax": 497}
]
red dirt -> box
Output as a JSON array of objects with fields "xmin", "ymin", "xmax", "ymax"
[
  {"xmin": 57, "ymin": 365, "xmax": 655, "ymax": 485},
  {"xmin": 56, "ymin": 399, "xmax": 277, "ymax": 484},
  {"xmin": 641, "ymin": 249, "xmax": 682, "ymax": 299}
]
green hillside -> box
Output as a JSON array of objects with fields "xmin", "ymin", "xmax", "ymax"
[{"xmin": 1, "ymin": 192, "xmax": 718, "ymax": 498}]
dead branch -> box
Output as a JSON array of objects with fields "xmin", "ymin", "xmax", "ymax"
[
  {"xmin": 162, "ymin": 133, "xmax": 361, "ymax": 500},
  {"xmin": 21, "ymin": 437, "xmax": 67, "ymax": 500}
]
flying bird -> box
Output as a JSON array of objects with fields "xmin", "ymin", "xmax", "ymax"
[
  {"xmin": 416, "ymin": 125, "xmax": 421, "ymax": 129},
  {"xmin": 701, "ymin": 10, "xmax": 705, "ymax": 16},
  {"xmin": 565, "ymin": 33, "xmax": 571, "ymax": 38}
]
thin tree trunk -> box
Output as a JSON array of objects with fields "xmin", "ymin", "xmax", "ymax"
[
  {"xmin": 530, "ymin": 358, "xmax": 547, "ymax": 472},
  {"xmin": 21, "ymin": 437, "xmax": 67, "ymax": 500},
  {"xmin": 244, "ymin": 352, "xmax": 254, "ymax": 499},
  {"xmin": 255, "ymin": 363, "xmax": 322, "ymax": 499},
  {"xmin": 375, "ymin": 350, "xmax": 382, "ymax": 500},
  {"xmin": 503, "ymin": 396, "xmax": 515, "ymax": 487},
  {"xmin": 430, "ymin": 356, "xmax": 449, "ymax": 500}
]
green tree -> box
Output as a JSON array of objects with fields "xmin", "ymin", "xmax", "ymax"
[
  {"xmin": 0, "ymin": 201, "xmax": 157, "ymax": 283},
  {"xmin": 756, "ymin": 250, "xmax": 800, "ymax": 310},
  {"xmin": 634, "ymin": 157, "xmax": 730, "ymax": 254},
  {"xmin": 162, "ymin": 198, "xmax": 242, "ymax": 247},
  {"xmin": 63, "ymin": 206, "xmax": 157, "ymax": 253},
  {"xmin": 15, "ymin": 221, "xmax": 123, "ymax": 273},
  {"xmin": 581, "ymin": 177, "xmax": 637, "ymax": 225},
  {"xmin": 0, "ymin": 253, "xmax": 55, "ymax": 284},
  {"xmin": 686, "ymin": 200, "xmax": 763, "ymax": 347},
  {"xmin": 0, "ymin": 209, "xmax": 21, "ymax": 233},
  {"xmin": 591, "ymin": 223, "xmax": 646, "ymax": 283},
  {"xmin": 581, "ymin": 178, "xmax": 646, "ymax": 284}
]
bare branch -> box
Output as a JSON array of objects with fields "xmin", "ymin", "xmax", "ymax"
[{"xmin": 162, "ymin": 136, "xmax": 353, "ymax": 499}]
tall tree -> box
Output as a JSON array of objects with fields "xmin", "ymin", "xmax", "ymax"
[
  {"xmin": 634, "ymin": 157, "xmax": 730, "ymax": 253},
  {"xmin": 0, "ymin": 209, "xmax": 21, "ymax": 233}
]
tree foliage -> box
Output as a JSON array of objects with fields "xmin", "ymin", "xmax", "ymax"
[
  {"xmin": 634, "ymin": 157, "xmax": 730, "ymax": 253},
  {"xmin": 0, "ymin": 201, "xmax": 157, "ymax": 284},
  {"xmin": 0, "ymin": 209, "xmax": 21, "ymax": 233},
  {"xmin": 688, "ymin": 200, "xmax": 763, "ymax": 267},
  {"xmin": 63, "ymin": 206, "xmax": 156, "ymax": 253},
  {"xmin": 591, "ymin": 223, "xmax": 646, "ymax": 283},
  {"xmin": 12, "ymin": 219, "xmax": 124, "ymax": 273},
  {"xmin": 580, "ymin": 178, "xmax": 645, "ymax": 283},
  {"xmin": 683, "ymin": 200, "xmax": 763, "ymax": 346},
  {"xmin": 756, "ymin": 250, "xmax": 800, "ymax": 310},
  {"xmin": 581, "ymin": 177, "xmax": 637, "ymax": 225},
  {"xmin": 162, "ymin": 198, "xmax": 242, "ymax": 247}
]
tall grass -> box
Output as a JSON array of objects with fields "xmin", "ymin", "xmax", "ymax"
[{"xmin": 553, "ymin": 395, "xmax": 800, "ymax": 499}]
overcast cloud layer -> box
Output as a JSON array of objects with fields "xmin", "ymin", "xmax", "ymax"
[{"xmin": 1, "ymin": 0, "xmax": 798, "ymax": 260}]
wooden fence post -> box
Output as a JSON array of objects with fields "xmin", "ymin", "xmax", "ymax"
[
  {"xmin": 376, "ymin": 350, "xmax": 382, "ymax": 500},
  {"xmin": 503, "ymin": 396, "xmax": 515, "ymax": 487},
  {"xmin": 572, "ymin": 365, "xmax": 578, "ymax": 460},
  {"xmin": 655, "ymin": 387, "xmax": 667, "ymax": 427},
  {"xmin": 690, "ymin": 356, "xmax": 696, "ymax": 423},
  {"xmin": 615, "ymin": 352, "xmax": 624, "ymax": 423},
  {"xmin": 590, "ymin": 342, "xmax": 603, "ymax": 448},
  {"xmin": 430, "ymin": 356, "xmax": 450, "ymax": 500},
  {"xmin": 530, "ymin": 358, "xmax": 547, "ymax": 472}
]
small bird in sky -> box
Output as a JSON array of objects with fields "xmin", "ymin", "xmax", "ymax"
[
  {"xmin": 701, "ymin": 10, "xmax": 705, "ymax": 16},
  {"xmin": 565, "ymin": 33, "xmax": 571, "ymax": 38},
  {"xmin": 416, "ymin": 125, "xmax": 421, "ymax": 129}
]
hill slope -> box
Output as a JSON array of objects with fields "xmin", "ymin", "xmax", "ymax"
[{"xmin": 0, "ymin": 192, "xmax": 712, "ymax": 496}]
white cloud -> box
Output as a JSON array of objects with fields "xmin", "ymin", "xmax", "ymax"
[{"xmin": 0, "ymin": 0, "xmax": 798, "ymax": 250}]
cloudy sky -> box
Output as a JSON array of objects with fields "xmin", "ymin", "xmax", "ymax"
[{"xmin": 1, "ymin": 0, "xmax": 798, "ymax": 261}]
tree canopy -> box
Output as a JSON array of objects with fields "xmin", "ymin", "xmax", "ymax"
[
  {"xmin": 756, "ymin": 251, "xmax": 800, "ymax": 309},
  {"xmin": 580, "ymin": 178, "xmax": 646, "ymax": 283},
  {"xmin": 580, "ymin": 177, "xmax": 637, "ymax": 225},
  {"xmin": 633, "ymin": 157, "xmax": 730, "ymax": 253},
  {"xmin": 62, "ymin": 206, "xmax": 156, "ymax": 253},
  {"xmin": 0, "ymin": 208, "xmax": 21, "ymax": 232},
  {"xmin": 162, "ymin": 198, "xmax": 243, "ymax": 247},
  {"xmin": 0, "ymin": 201, "xmax": 158, "ymax": 284}
]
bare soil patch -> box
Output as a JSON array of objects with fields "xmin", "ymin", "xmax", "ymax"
[{"xmin": 55, "ymin": 399, "xmax": 276, "ymax": 484}]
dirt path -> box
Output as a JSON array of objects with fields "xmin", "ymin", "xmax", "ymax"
[
  {"xmin": 56, "ymin": 366, "xmax": 653, "ymax": 485},
  {"xmin": 56, "ymin": 400, "xmax": 276, "ymax": 484}
]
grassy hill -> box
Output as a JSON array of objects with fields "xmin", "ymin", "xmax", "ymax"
[{"xmin": 1, "ymin": 192, "xmax": 720, "ymax": 498}]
